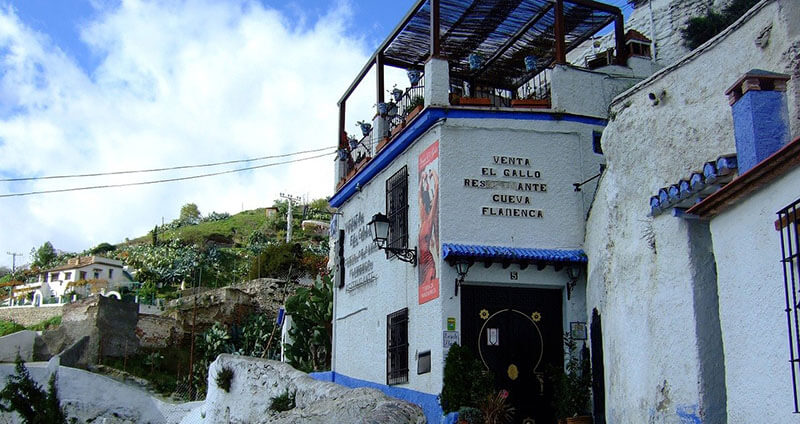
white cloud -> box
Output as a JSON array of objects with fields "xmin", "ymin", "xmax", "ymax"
[{"xmin": 0, "ymin": 0, "xmax": 380, "ymax": 266}]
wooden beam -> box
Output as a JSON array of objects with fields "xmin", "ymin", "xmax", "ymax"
[
  {"xmin": 537, "ymin": 263, "xmax": 546, "ymax": 271},
  {"xmin": 376, "ymin": 53, "xmax": 385, "ymax": 105},
  {"xmin": 614, "ymin": 13, "xmax": 626, "ymax": 66},
  {"xmin": 554, "ymin": 0, "xmax": 566, "ymax": 65},
  {"xmin": 484, "ymin": 261, "xmax": 492, "ymax": 268},
  {"xmin": 338, "ymin": 103, "xmax": 346, "ymax": 149},
  {"xmin": 475, "ymin": 4, "xmax": 554, "ymax": 78},
  {"xmin": 431, "ymin": 0, "xmax": 441, "ymax": 58},
  {"xmin": 519, "ymin": 262, "xmax": 529, "ymax": 270}
]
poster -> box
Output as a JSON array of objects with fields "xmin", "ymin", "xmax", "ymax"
[{"xmin": 418, "ymin": 141, "xmax": 440, "ymax": 304}]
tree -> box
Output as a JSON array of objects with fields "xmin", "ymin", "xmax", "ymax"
[
  {"xmin": 88, "ymin": 242, "xmax": 116, "ymax": 255},
  {"xmin": 180, "ymin": 203, "xmax": 201, "ymax": 225},
  {"xmin": 283, "ymin": 275, "xmax": 333, "ymax": 372},
  {"xmin": 0, "ymin": 266, "xmax": 10, "ymax": 278},
  {"xmin": 31, "ymin": 242, "xmax": 56, "ymax": 269},
  {"xmin": 248, "ymin": 242, "xmax": 305, "ymax": 280},
  {"xmin": 0, "ymin": 355, "xmax": 66, "ymax": 423}
]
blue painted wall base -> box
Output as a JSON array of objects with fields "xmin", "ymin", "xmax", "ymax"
[{"xmin": 310, "ymin": 371, "xmax": 455, "ymax": 424}]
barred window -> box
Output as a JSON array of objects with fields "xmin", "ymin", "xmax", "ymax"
[
  {"xmin": 777, "ymin": 197, "xmax": 800, "ymax": 412},
  {"xmin": 387, "ymin": 308, "xmax": 409, "ymax": 385},
  {"xmin": 386, "ymin": 166, "xmax": 409, "ymax": 257}
]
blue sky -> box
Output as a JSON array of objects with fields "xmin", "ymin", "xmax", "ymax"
[{"xmin": 0, "ymin": 0, "xmax": 418, "ymax": 268}]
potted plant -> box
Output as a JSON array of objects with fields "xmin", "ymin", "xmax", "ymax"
[
  {"xmin": 405, "ymin": 95, "xmax": 425, "ymax": 121},
  {"xmin": 551, "ymin": 333, "xmax": 592, "ymax": 424},
  {"xmin": 355, "ymin": 120, "xmax": 372, "ymax": 137},
  {"xmin": 407, "ymin": 69, "xmax": 422, "ymax": 86},
  {"xmin": 389, "ymin": 85, "xmax": 405, "ymax": 103}
]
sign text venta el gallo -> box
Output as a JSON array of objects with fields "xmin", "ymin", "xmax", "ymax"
[{"xmin": 463, "ymin": 156, "xmax": 547, "ymax": 218}]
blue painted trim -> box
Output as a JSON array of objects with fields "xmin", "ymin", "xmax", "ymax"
[
  {"xmin": 329, "ymin": 108, "xmax": 608, "ymax": 208},
  {"xmin": 309, "ymin": 371, "xmax": 444, "ymax": 424},
  {"xmin": 442, "ymin": 243, "xmax": 587, "ymax": 264}
]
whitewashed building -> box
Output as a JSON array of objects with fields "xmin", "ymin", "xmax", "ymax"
[
  {"xmin": 584, "ymin": 0, "xmax": 800, "ymax": 423},
  {"xmin": 18, "ymin": 256, "xmax": 133, "ymax": 303},
  {"xmin": 325, "ymin": 0, "xmax": 659, "ymax": 422}
]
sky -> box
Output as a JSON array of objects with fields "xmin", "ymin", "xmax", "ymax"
[{"xmin": 0, "ymin": 0, "xmax": 416, "ymax": 268}]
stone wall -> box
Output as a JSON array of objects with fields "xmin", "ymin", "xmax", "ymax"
[
  {"xmin": 0, "ymin": 305, "xmax": 63, "ymax": 327},
  {"xmin": 584, "ymin": 1, "xmax": 799, "ymax": 423},
  {"xmin": 136, "ymin": 314, "xmax": 182, "ymax": 349}
]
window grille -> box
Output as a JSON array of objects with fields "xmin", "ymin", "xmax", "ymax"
[
  {"xmin": 387, "ymin": 308, "xmax": 409, "ymax": 385},
  {"xmin": 386, "ymin": 166, "xmax": 409, "ymax": 258},
  {"xmin": 778, "ymin": 197, "xmax": 800, "ymax": 412}
]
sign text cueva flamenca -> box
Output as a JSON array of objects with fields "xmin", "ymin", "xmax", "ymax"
[{"xmin": 464, "ymin": 155, "xmax": 548, "ymax": 219}]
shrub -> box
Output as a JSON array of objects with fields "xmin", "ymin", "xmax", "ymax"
[
  {"xmin": 269, "ymin": 389, "xmax": 296, "ymax": 412},
  {"xmin": 457, "ymin": 406, "xmax": 483, "ymax": 424},
  {"xmin": 439, "ymin": 343, "xmax": 494, "ymax": 413},
  {"xmin": 0, "ymin": 320, "xmax": 25, "ymax": 337},
  {"xmin": 215, "ymin": 366, "xmax": 234, "ymax": 393},
  {"xmin": 682, "ymin": 0, "xmax": 759, "ymax": 50},
  {"xmin": 480, "ymin": 390, "xmax": 514, "ymax": 424},
  {"xmin": 0, "ymin": 355, "xmax": 66, "ymax": 423},
  {"xmin": 27, "ymin": 316, "xmax": 61, "ymax": 332}
]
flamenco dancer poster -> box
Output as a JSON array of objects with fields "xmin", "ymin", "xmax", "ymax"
[{"xmin": 418, "ymin": 141, "xmax": 440, "ymax": 304}]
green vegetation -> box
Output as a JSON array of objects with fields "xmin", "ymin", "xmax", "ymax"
[
  {"xmin": 26, "ymin": 316, "xmax": 61, "ymax": 332},
  {"xmin": 0, "ymin": 356, "xmax": 67, "ymax": 423},
  {"xmin": 550, "ymin": 333, "xmax": 592, "ymax": 419},
  {"xmin": 283, "ymin": 275, "xmax": 333, "ymax": 372},
  {"xmin": 439, "ymin": 343, "xmax": 493, "ymax": 414},
  {"xmin": 0, "ymin": 321, "xmax": 26, "ymax": 337},
  {"xmin": 214, "ymin": 366, "xmax": 234, "ymax": 393},
  {"xmin": 682, "ymin": 0, "xmax": 759, "ymax": 50},
  {"xmin": 269, "ymin": 388, "xmax": 296, "ymax": 412},
  {"xmin": 102, "ymin": 345, "xmax": 190, "ymax": 395},
  {"xmin": 31, "ymin": 242, "xmax": 57, "ymax": 270}
]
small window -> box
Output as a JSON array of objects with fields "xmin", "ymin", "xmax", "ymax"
[
  {"xmin": 592, "ymin": 131, "xmax": 603, "ymax": 155},
  {"xmin": 387, "ymin": 308, "xmax": 409, "ymax": 385},
  {"xmin": 108, "ymin": 269, "xmax": 114, "ymax": 279},
  {"xmin": 64, "ymin": 272, "xmax": 72, "ymax": 280},
  {"xmin": 386, "ymin": 166, "xmax": 409, "ymax": 257},
  {"xmin": 417, "ymin": 350, "xmax": 431, "ymax": 374},
  {"xmin": 93, "ymin": 269, "xmax": 101, "ymax": 279},
  {"xmin": 50, "ymin": 273, "xmax": 59, "ymax": 281},
  {"xmin": 777, "ymin": 197, "xmax": 800, "ymax": 412},
  {"xmin": 79, "ymin": 271, "xmax": 87, "ymax": 280}
]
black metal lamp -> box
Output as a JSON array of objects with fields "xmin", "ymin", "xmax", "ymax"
[
  {"xmin": 454, "ymin": 259, "xmax": 471, "ymax": 296},
  {"xmin": 368, "ymin": 212, "xmax": 417, "ymax": 265},
  {"xmin": 368, "ymin": 212, "xmax": 390, "ymax": 249}
]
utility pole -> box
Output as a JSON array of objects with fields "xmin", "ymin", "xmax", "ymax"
[
  {"xmin": 6, "ymin": 252, "xmax": 22, "ymax": 273},
  {"xmin": 279, "ymin": 193, "xmax": 302, "ymax": 243}
]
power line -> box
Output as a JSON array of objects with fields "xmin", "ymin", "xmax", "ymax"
[
  {"xmin": 0, "ymin": 145, "xmax": 337, "ymax": 182},
  {"xmin": 0, "ymin": 150, "xmax": 335, "ymax": 199}
]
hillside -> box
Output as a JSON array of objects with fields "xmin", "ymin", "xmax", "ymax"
[{"xmin": 126, "ymin": 208, "xmax": 271, "ymax": 247}]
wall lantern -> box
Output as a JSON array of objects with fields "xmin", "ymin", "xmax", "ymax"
[
  {"xmin": 368, "ymin": 213, "xmax": 417, "ymax": 265},
  {"xmin": 454, "ymin": 259, "xmax": 471, "ymax": 296},
  {"xmin": 566, "ymin": 266, "xmax": 581, "ymax": 300}
]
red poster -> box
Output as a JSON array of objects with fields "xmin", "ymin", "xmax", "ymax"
[{"xmin": 418, "ymin": 141, "xmax": 440, "ymax": 304}]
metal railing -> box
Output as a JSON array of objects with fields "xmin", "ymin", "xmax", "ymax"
[
  {"xmin": 778, "ymin": 196, "xmax": 800, "ymax": 413},
  {"xmin": 387, "ymin": 83, "xmax": 425, "ymax": 136}
]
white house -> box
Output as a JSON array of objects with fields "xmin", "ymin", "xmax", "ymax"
[
  {"xmin": 584, "ymin": 1, "xmax": 800, "ymax": 423},
  {"xmin": 325, "ymin": 0, "xmax": 660, "ymax": 422},
  {"xmin": 18, "ymin": 256, "xmax": 133, "ymax": 303}
]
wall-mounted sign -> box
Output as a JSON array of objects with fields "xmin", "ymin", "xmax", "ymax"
[
  {"xmin": 463, "ymin": 155, "xmax": 548, "ymax": 219},
  {"xmin": 443, "ymin": 331, "xmax": 459, "ymax": 349},
  {"xmin": 344, "ymin": 211, "xmax": 379, "ymax": 292},
  {"xmin": 487, "ymin": 328, "xmax": 499, "ymax": 346},
  {"xmin": 447, "ymin": 317, "xmax": 456, "ymax": 331}
]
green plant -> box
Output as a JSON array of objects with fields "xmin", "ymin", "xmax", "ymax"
[
  {"xmin": 283, "ymin": 274, "xmax": 333, "ymax": 372},
  {"xmin": 236, "ymin": 313, "xmax": 279, "ymax": 359},
  {"xmin": 682, "ymin": 0, "xmax": 759, "ymax": 50},
  {"xmin": 215, "ymin": 366, "xmax": 234, "ymax": 393},
  {"xmin": 0, "ymin": 320, "xmax": 25, "ymax": 337},
  {"xmin": 407, "ymin": 95, "xmax": 424, "ymax": 111},
  {"xmin": 480, "ymin": 390, "xmax": 515, "ymax": 424},
  {"xmin": 550, "ymin": 332, "xmax": 591, "ymax": 419},
  {"xmin": 0, "ymin": 355, "xmax": 66, "ymax": 423},
  {"xmin": 456, "ymin": 406, "xmax": 483, "ymax": 424},
  {"xmin": 269, "ymin": 388, "xmax": 296, "ymax": 412},
  {"xmin": 439, "ymin": 343, "xmax": 494, "ymax": 413},
  {"xmin": 27, "ymin": 316, "xmax": 61, "ymax": 332}
]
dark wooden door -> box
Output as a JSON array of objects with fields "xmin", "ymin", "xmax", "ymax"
[{"xmin": 462, "ymin": 285, "xmax": 563, "ymax": 424}]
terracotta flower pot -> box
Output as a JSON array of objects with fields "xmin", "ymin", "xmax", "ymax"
[{"xmin": 566, "ymin": 416, "xmax": 592, "ymax": 424}]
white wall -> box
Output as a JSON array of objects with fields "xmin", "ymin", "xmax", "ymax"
[
  {"xmin": 584, "ymin": 1, "xmax": 800, "ymax": 422},
  {"xmin": 709, "ymin": 166, "xmax": 800, "ymax": 423}
]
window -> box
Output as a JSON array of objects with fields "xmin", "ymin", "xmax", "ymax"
[
  {"xmin": 79, "ymin": 271, "xmax": 87, "ymax": 280},
  {"xmin": 93, "ymin": 269, "xmax": 101, "ymax": 279},
  {"xmin": 592, "ymin": 130, "xmax": 604, "ymax": 155},
  {"xmin": 387, "ymin": 308, "xmax": 409, "ymax": 385},
  {"xmin": 777, "ymin": 197, "xmax": 800, "ymax": 412},
  {"xmin": 50, "ymin": 273, "xmax": 59, "ymax": 281},
  {"xmin": 108, "ymin": 269, "xmax": 114, "ymax": 279},
  {"xmin": 64, "ymin": 272, "xmax": 72, "ymax": 281},
  {"xmin": 386, "ymin": 166, "xmax": 409, "ymax": 257}
]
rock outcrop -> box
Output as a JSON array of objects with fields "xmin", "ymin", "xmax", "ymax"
[{"xmin": 189, "ymin": 354, "xmax": 426, "ymax": 424}]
